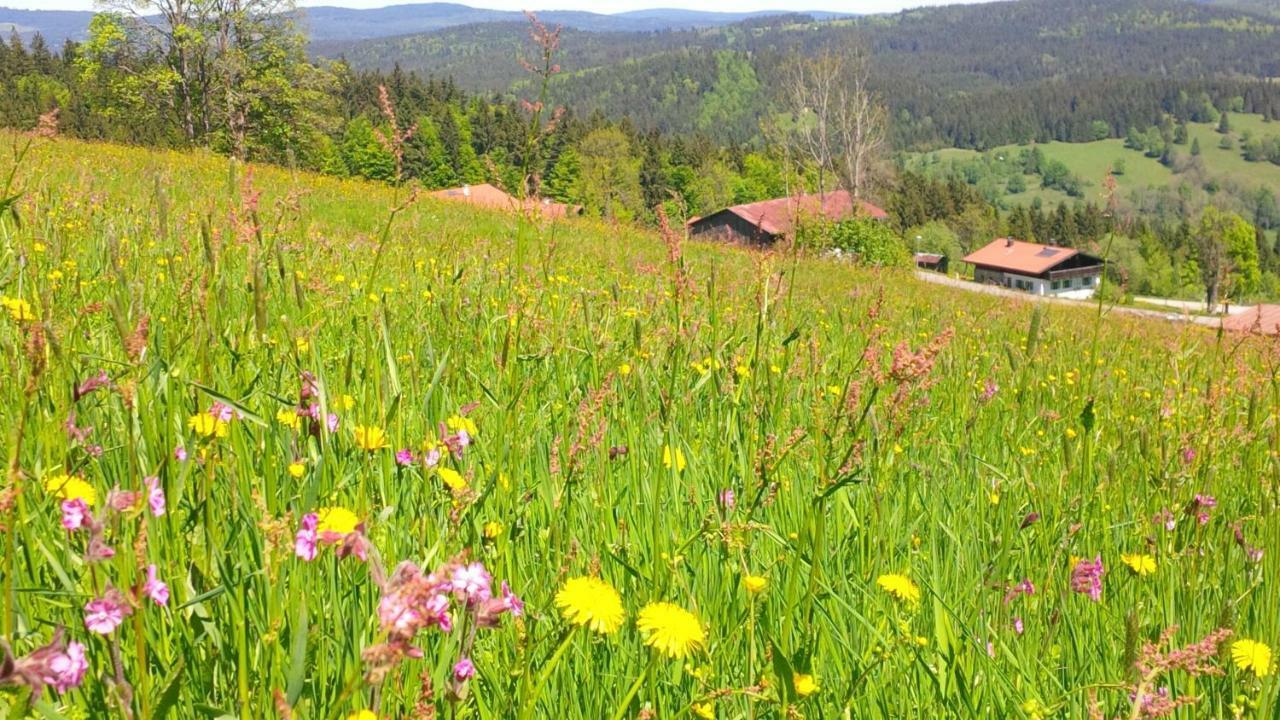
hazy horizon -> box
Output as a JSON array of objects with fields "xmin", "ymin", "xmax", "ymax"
[{"xmin": 3, "ymin": 0, "xmax": 983, "ymax": 14}]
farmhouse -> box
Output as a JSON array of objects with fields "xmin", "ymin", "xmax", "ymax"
[
  {"xmin": 429, "ymin": 183, "xmax": 581, "ymax": 219},
  {"xmin": 964, "ymin": 238, "xmax": 1104, "ymax": 299},
  {"xmin": 688, "ymin": 190, "xmax": 888, "ymax": 244}
]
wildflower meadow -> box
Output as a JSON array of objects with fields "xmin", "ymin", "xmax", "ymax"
[{"xmin": 0, "ymin": 129, "xmax": 1277, "ymax": 719}]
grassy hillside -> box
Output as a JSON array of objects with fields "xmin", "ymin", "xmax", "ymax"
[
  {"xmin": 908, "ymin": 113, "xmax": 1280, "ymax": 208},
  {"xmin": 1, "ymin": 133, "xmax": 1278, "ymax": 718}
]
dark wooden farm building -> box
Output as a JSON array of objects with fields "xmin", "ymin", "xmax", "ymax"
[{"xmin": 687, "ymin": 191, "xmax": 888, "ymax": 245}]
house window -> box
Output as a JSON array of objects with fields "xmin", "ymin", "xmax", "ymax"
[
  {"xmin": 1051, "ymin": 279, "xmax": 1061, "ymax": 291},
  {"xmin": 1082, "ymin": 275, "xmax": 1094, "ymax": 287}
]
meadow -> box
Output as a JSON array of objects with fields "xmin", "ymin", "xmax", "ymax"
[
  {"xmin": 908, "ymin": 112, "xmax": 1280, "ymax": 208},
  {"xmin": 0, "ymin": 129, "xmax": 1277, "ymax": 719}
]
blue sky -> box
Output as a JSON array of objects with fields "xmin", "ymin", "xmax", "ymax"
[{"xmin": 8, "ymin": 0, "xmax": 980, "ymax": 13}]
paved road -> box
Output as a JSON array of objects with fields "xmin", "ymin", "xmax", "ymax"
[
  {"xmin": 914, "ymin": 271, "xmax": 1223, "ymax": 329},
  {"xmin": 1133, "ymin": 296, "xmax": 1251, "ymax": 316}
]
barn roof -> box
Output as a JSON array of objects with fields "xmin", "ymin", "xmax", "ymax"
[
  {"xmin": 690, "ymin": 191, "xmax": 888, "ymax": 237},
  {"xmin": 429, "ymin": 183, "xmax": 579, "ymax": 218},
  {"xmin": 963, "ymin": 238, "xmax": 1087, "ymax": 275},
  {"xmin": 1222, "ymin": 304, "xmax": 1280, "ymax": 335}
]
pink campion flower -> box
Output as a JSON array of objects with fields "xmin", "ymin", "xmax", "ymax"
[
  {"xmin": 501, "ymin": 581, "xmax": 524, "ymax": 616},
  {"xmin": 83, "ymin": 592, "xmax": 129, "ymax": 634},
  {"xmin": 49, "ymin": 641, "xmax": 88, "ymax": 693},
  {"xmin": 395, "ymin": 449, "xmax": 415, "ymax": 466},
  {"xmin": 453, "ymin": 657, "xmax": 476, "ymax": 681},
  {"xmin": 3, "ymin": 630, "xmax": 89, "ymax": 696},
  {"xmin": 107, "ymin": 487, "xmax": 141, "ymax": 513},
  {"xmin": 142, "ymin": 565, "xmax": 169, "ymax": 606},
  {"xmin": 1013, "ymin": 617, "xmax": 1024, "ymax": 635},
  {"xmin": 60, "ymin": 499, "xmax": 89, "ymax": 532},
  {"xmin": 299, "ymin": 371, "xmax": 319, "ymax": 400},
  {"xmin": 1187, "ymin": 494, "xmax": 1216, "ymax": 525},
  {"xmin": 294, "ymin": 513, "xmax": 318, "ymax": 561},
  {"xmin": 980, "ymin": 379, "xmax": 999, "ymax": 403},
  {"xmin": 86, "ymin": 536, "xmax": 115, "ymax": 563},
  {"xmin": 1019, "ymin": 512, "xmax": 1040, "ymax": 530},
  {"xmin": 424, "ymin": 593, "xmax": 453, "ymax": 633},
  {"xmin": 422, "ymin": 446, "xmax": 442, "ymax": 469},
  {"xmin": 1071, "ymin": 555, "xmax": 1105, "ymax": 602},
  {"xmin": 326, "ymin": 413, "xmax": 339, "ymax": 433},
  {"xmin": 144, "ymin": 477, "xmax": 165, "ymax": 517},
  {"xmin": 451, "ymin": 562, "xmax": 492, "ymax": 604},
  {"xmin": 209, "ymin": 402, "xmax": 236, "ymax": 422},
  {"xmin": 1154, "ymin": 508, "xmax": 1176, "ymax": 531},
  {"xmin": 173, "ymin": 445, "xmax": 188, "ymax": 462},
  {"xmin": 73, "ymin": 370, "xmax": 111, "ymax": 401},
  {"xmin": 1180, "ymin": 447, "xmax": 1196, "ymax": 465},
  {"xmin": 1003, "ymin": 579, "xmax": 1035, "ymax": 605},
  {"xmin": 718, "ymin": 488, "xmax": 736, "ymax": 511}
]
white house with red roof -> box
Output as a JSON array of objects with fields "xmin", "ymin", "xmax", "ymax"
[{"xmin": 964, "ymin": 238, "xmax": 1104, "ymax": 299}]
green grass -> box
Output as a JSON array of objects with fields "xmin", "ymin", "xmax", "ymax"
[
  {"xmin": 909, "ymin": 113, "xmax": 1280, "ymax": 206},
  {"xmin": 1, "ymin": 133, "xmax": 1278, "ymax": 719}
]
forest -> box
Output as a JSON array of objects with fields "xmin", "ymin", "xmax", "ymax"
[{"xmin": 316, "ymin": 0, "xmax": 1280, "ymax": 150}]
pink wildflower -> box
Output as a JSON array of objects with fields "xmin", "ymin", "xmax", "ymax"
[
  {"xmin": 451, "ymin": 562, "xmax": 492, "ymax": 604},
  {"xmin": 144, "ymin": 476, "xmax": 165, "ymax": 517},
  {"xmin": 83, "ymin": 592, "xmax": 129, "ymax": 634},
  {"xmin": 1071, "ymin": 555, "xmax": 1105, "ymax": 602},
  {"xmin": 395, "ymin": 448, "xmax": 415, "ymax": 466},
  {"xmin": 453, "ymin": 657, "xmax": 476, "ymax": 681},
  {"xmin": 60, "ymin": 499, "xmax": 89, "ymax": 532},
  {"xmin": 142, "ymin": 564, "xmax": 169, "ymax": 606},
  {"xmin": 173, "ymin": 445, "xmax": 188, "ymax": 462},
  {"xmin": 294, "ymin": 513, "xmax": 318, "ymax": 561}
]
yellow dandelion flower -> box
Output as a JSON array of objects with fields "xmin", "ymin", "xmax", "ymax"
[
  {"xmin": 353, "ymin": 425, "xmax": 388, "ymax": 451},
  {"xmin": 43, "ymin": 474, "xmax": 96, "ymax": 506},
  {"xmin": 1232, "ymin": 639, "xmax": 1273, "ymax": 678},
  {"xmin": 340, "ymin": 394, "xmax": 356, "ymax": 411},
  {"xmin": 692, "ymin": 701, "xmax": 714, "ymax": 719},
  {"xmin": 316, "ymin": 507, "xmax": 360, "ymax": 536},
  {"xmin": 287, "ymin": 461, "xmax": 306, "ymax": 479},
  {"xmin": 1, "ymin": 296, "xmax": 35, "ymax": 322},
  {"xmin": 637, "ymin": 602, "xmax": 706, "ymax": 659},
  {"xmin": 876, "ymin": 574, "xmax": 921, "ymax": 605},
  {"xmin": 187, "ymin": 413, "xmax": 228, "ymax": 438},
  {"xmin": 793, "ymin": 673, "xmax": 819, "ymax": 697},
  {"xmin": 1120, "ymin": 553, "xmax": 1157, "ymax": 576},
  {"xmin": 447, "ymin": 415, "xmax": 478, "ymax": 437},
  {"xmin": 437, "ymin": 466, "xmax": 467, "ymax": 492},
  {"xmin": 618, "ymin": 363, "xmax": 631, "ymax": 376},
  {"xmin": 483, "ymin": 520, "xmax": 503, "ymax": 539},
  {"xmin": 662, "ymin": 445, "xmax": 686, "ymax": 472},
  {"xmin": 743, "ymin": 575, "xmax": 768, "ymax": 594},
  {"xmin": 555, "ymin": 576, "xmax": 625, "ymax": 635},
  {"xmin": 276, "ymin": 408, "xmax": 301, "ymax": 430},
  {"xmin": 295, "ymin": 337, "xmax": 310, "ymax": 353},
  {"xmin": 346, "ymin": 712, "xmax": 376, "ymax": 720}
]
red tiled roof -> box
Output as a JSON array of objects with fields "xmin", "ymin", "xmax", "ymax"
[
  {"xmin": 1222, "ymin": 304, "xmax": 1280, "ymax": 334},
  {"xmin": 429, "ymin": 183, "xmax": 579, "ymax": 219},
  {"xmin": 691, "ymin": 191, "xmax": 888, "ymax": 237},
  {"xmin": 963, "ymin": 238, "xmax": 1080, "ymax": 275}
]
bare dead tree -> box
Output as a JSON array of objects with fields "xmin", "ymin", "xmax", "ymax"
[{"xmin": 783, "ymin": 44, "xmax": 888, "ymax": 201}]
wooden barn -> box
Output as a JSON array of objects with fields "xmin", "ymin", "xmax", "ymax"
[{"xmin": 687, "ymin": 191, "xmax": 888, "ymax": 245}]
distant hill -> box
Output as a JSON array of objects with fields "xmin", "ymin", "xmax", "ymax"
[
  {"xmin": 0, "ymin": 3, "xmax": 849, "ymax": 46},
  {"xmin": 317, "ymin": 0, "xmax": 1280, "ymax": 148},
  {"xmin": 1195, "ymin": 0, "xmax": 1280, "ymax": 16},
  {"xmin": 0, "ymin": 8, "xmax": 94, "ymax": 45}
]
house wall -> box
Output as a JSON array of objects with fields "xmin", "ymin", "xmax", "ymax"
[
  {"xmin": 975, "ymin": 266, "xmax": 1100, "ymax": 299},
  {"xmin": 689, "ymin": 212, "xmax": 775, "ymax": 245}
]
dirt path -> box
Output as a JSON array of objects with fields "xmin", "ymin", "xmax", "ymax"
[{"xmin": 913, "ymin": 271, "xmax": 1223, "ymax": 329}]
